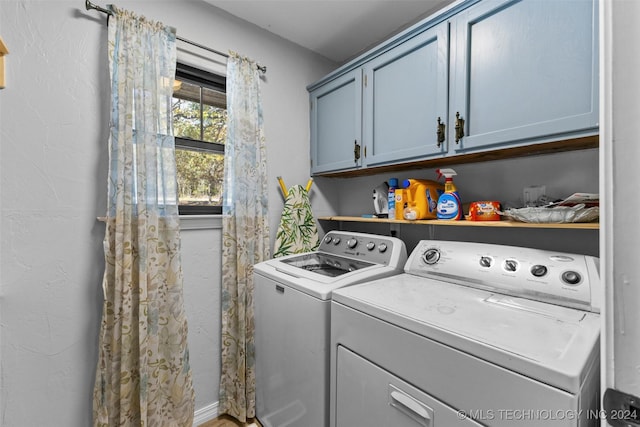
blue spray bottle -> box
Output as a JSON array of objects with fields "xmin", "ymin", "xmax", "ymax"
[
  {"xmin": 388, "ymin": 178, "xmax": 398, "ymax": 219},
  {"xmin": 436, "ymin": 168, "xmax": 462, "ymax": 220}
]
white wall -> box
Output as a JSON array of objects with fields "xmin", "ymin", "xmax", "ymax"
[
  {"xmin": 0, "ymin": 1, "xmax": 335, "ymax": 426},
  {"xmin": 601, "ymin": 0, "xmax": 640, "ymax": 403}
]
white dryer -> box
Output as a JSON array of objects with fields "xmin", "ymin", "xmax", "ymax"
[
  {"xmin": 254, "ymin": 231, "xmax": 407, "ymax": 427},
  {"xmin": 330, "ymin": 240, "xmax": 601, "ymax": 427}
]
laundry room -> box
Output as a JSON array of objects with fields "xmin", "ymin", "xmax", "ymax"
[{"xmin": 0, "ymin": 1, "xmax": 637, "ymax": 427}]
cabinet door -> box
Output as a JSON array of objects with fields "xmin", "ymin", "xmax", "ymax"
[
  {"xmin": 449, "ymin": 0, "xmax": 598, "ymax": 152},
  {"xmin": 310, "ymin": 69, "xmax": 363, "ymax": 174},
  {"xmin": 363, "ymin": 22, "xmax": 449, "ymax": 167}
]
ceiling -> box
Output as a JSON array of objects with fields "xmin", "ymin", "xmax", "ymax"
[{"xmin": 204, "ymin": 0, "xmax": 456, "ymax": 63}]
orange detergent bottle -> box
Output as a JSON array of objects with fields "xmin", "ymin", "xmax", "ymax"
[{"xmin": 401, "ymin": 179, "xmax": 444, "ymax": 220}]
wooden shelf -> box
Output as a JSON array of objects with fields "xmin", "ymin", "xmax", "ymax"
[
  {"xmin": 314, "ymin": 136, "xmax": 598, "ymax": 178},
  {"xmin": 319, "ymin": 216, "xmax": 599, "ymax": 230}
]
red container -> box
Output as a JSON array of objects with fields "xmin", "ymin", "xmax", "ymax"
[{"xmin": 468, "ymin": 201, "xmax": 501, "ymax": 221}]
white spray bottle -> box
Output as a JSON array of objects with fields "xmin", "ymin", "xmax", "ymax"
[{"xmin": 436, "ymin": 168, "xmax": 462, "ymax": 220}]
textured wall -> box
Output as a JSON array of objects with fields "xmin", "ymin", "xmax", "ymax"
[{"xmin": 0, "ymin": 1, "xmax": 335, "ymax": 425}]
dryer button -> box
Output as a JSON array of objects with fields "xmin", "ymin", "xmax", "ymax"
[
  {"xmin": 531, "ymin": 264, "xmax": 548, "ymax": 277},
  {"xmin": 423, "ymin": 248, "xmax": 440, "ymax": 265},
  {"xmin": 562, "ymin": 271, "xmax": 582, "ymax": 285},
  {"xmin": 504, "ymin": 259, "xmax": 518, "ymax": 272}
]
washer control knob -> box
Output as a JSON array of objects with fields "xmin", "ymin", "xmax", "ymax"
[
  {"xmin": 531, "ymin": 264, "xmax": 548, "ymax": 277},
  {"xmin": 378, "ymin": 243, "xmax": 388, "ymax": 253},
  {"xmin": 562, "ymin": 271, "xmax": 582, "ymax": 285},
  {"xmin": 423, "ymin": 248, "xmax": 440, "ymax": 265},
  {"xmin": 366, "ymin": 242, "xmax": 376, "ymax": 251},
  {"xmin": 346, "ymin": 238, "xmax": 358, "ymax": 249},
  {"xmin": 504, "ymin": 259, "xmax": 518, "ymax": 272},
  {"xmin": 324, "ymin": 235, "xmax": 333, "ymax": 244},
  {"xmin": 332, "ymin": 237, "xmax": 341, "ymax": 245},
  {"xmin": 479, "ymin": 256, "xmax": 493, "ymax": 268}
]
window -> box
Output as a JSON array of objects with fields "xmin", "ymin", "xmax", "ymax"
[{"xmin": 172, "ymin": 63, "xmax": 226, "ymax": 215}]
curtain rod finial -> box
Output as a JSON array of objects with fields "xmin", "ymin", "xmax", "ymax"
[{"xmin": 85, "ymin": 0, "xmax": 113, "ymax": 16}]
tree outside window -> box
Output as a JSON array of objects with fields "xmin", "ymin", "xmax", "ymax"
[{"xmin": 172, "ymin": 65, "xmax": 226, "ymax": 214}]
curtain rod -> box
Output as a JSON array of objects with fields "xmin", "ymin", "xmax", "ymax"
[{"xmin": 85, "ymin": 0, "xmax": 267, "ymax": 73}]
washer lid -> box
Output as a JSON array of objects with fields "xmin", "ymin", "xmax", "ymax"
[
  {"xmin": 332, "ymin": 274, "xmax": 600, "ymax": 393},
  {"xmin": 254, "ymin": 258, "xmax": 403, "ymax": 300},
  {"xmin": 279, "ymin": 253, "xmax": 375, "ymax": 277}
]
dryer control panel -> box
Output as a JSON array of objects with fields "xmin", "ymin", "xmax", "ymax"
[{"xmin": 406, "ymin": 240, "xmax": 601, "ymax": 313}]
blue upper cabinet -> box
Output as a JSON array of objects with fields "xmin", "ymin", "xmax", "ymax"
[
  {"xmin": 449, "ymin": 0, "xmax": 598, "ymax": 153},
  {"xmin": 310, "ymin": 69, "xmax": 363, "ymax": 174},
  {"xmin": 363, "ymin": 22, "xmax": 449, "ymax": 167},
  {"xmin": 308, "ymin": 0, "xmax": 598, "ymax": 175}
]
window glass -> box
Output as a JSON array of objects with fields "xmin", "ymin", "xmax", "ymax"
[
  {"xmin": 172, "ymin": 66, "xmax": 226, "ymax": 214},
  {"xmin": 173, "ymin": 80, "xmax": 202, "ymax": 140},
  {"xmin": 175, "ymin": 149, "xmax": 224, "ymax": 208},
  {"xmin": 202, "ymin": 87, "xmax": 226, "ymax": 144}
]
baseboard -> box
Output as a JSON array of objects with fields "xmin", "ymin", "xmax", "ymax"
[{"xmin": 193, "ymin": 401, "xmax": 219, "ymax": 427}]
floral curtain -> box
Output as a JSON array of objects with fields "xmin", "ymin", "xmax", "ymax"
[
  {"xmin": 93, "ymin": 7, "xmax": 194, "ymax": 427},
  {"xmin": 219, "ymin": 52, "xmax": 270, "ymax": 422}
]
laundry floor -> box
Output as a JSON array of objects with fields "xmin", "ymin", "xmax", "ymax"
[{"xmin": 198, "ymin": 414, "xmax": 262, "ymax": 427}]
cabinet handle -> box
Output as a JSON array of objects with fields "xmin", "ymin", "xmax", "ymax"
[
  {"xmin": 353, "ymin": 140, "xmax": 361, "ymax": 163},
  {"xmin": 436, "ymin": 117, "xmax": 445, "ymax": 147},
  {"xmin": 455, "ymin": 112, "xmax": 465, "ymax": 144}
]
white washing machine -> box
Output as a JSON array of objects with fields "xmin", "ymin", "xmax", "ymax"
[
  {"xmin": 330, "ymin": 240, "xmax": 601, "ymax": 427},
  {"xmin": 254, "ymin": 231, "xmax": 407, "ymax": 427}
]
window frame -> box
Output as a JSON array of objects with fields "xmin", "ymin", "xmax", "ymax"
[{"xmin": 174, "ymin": 62, "xmax": 227, "ymax": 216}]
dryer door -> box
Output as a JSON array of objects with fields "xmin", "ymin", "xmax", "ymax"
[{"xmin": 335, "ymin": 346, "xmax": 482, "ymax": 427}]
